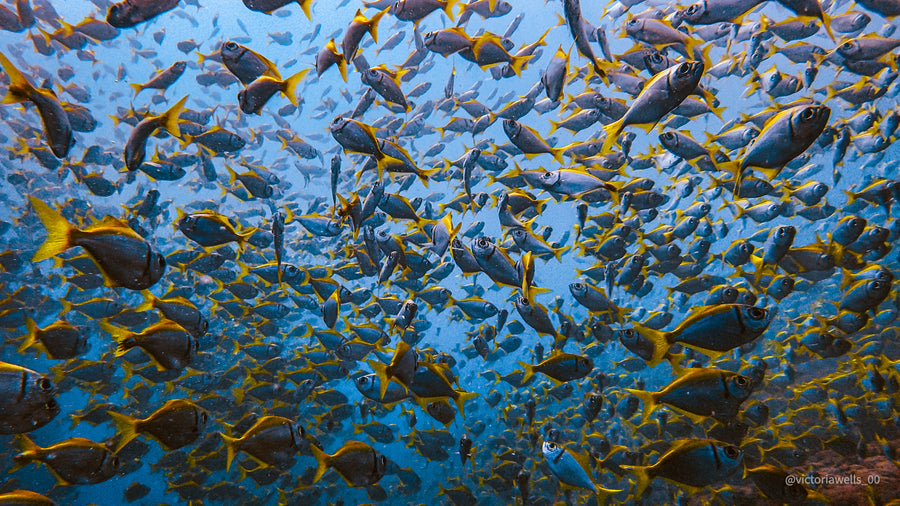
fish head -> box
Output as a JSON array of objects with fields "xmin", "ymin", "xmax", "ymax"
[
  {"xmin": 671, "ymin": 60, "xmax": 704, "ymax": 90},
  {"xmin": 617, "ymin": 327, "xmax": 654, "ymax": 361},
  {"xmin": 729, "ymin": 374, "xmax": 755, "ymax": 400},
  {"xmin": 510, "ymin": 228, "xmax": 528, "ymax": 245},
  {"xmin": 680, "ymin": 1, "xmax": 707, "ymax": 24},
  {"xmin": 220, "ymin": 41, "xmax": 245, "ymax": 63},
  {"xmin": 502, "ymin": 119, "xmax": 520, "ymax": 138},
  {"xmin": 538, "ymin": 170, "xmax": 559, "ymax": 188},
  {"xmin": 355, "ymin": 374, "xmax": 378, "ymax": 397},
  {"xmin": 624, "ymin": 17, "xmax": 644, "ymax": 36},
  {"xmin": 717, "ymin": 443, "xmax": 743, "ymax": 470},
  {"xmin": 541, "ymin": 441, "xmax": 564, "ymax": 461},
  {"xmin": 106, "ymin": 2, "xmax": 139, "ymax": 27},
  {"xmin": 148, "ymin": 250, "xmax": 167, "ymax": 285},
  {"xmin": 644, "ymin": 51, "xmax": 670, "ymax": 74},
  {"xmin": 791, "ymin": 105, "xmax": 830, "ymax": 142},
  {"xmin": 470, "ymin": 236, "xmax": 495, "ymax": 259},
  {"xmin": 739, "ymin": 305, "xmax": 775, "ymax": 333}
]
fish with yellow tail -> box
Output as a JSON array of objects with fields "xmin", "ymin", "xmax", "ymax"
[
  {"xmin": 542, "ymin": 441, "xmax": 622, "ymax": 505},
  {"xmin": 29, "ymin": 197, "xmax": 166, "ymax": 291},
  {"xmin": 601, "ymin": 61, "xmax": 704, "ymax": 154}
]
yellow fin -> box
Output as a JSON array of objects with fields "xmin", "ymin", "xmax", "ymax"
[{"xmin": 29, "ymin": 197, "xmax": 76, "ymax": 263}]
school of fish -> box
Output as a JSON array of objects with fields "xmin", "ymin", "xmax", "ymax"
[{"xmin": 1, "ymin": 0, "xmax": 900, "ymax": 504}]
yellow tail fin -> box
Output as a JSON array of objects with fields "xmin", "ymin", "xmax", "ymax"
[
  {"xmin": 29, "ymin": 197, "xmax": 76, "ymax": 263},
  {"xmin": 601, "ymin": 118, "xmax": 624, "ymax": 154},
  {"xmin": 621, "ymin": 464, "xmax": 653, "ymax": 498},
  {"xmin": 220, "ymin": 432, "xmax": 240, "ymax": 472},
  {"xmin": 310, "ymin": 443, "xmax": 330, "ymax": 483},
  {"xmin": 624, "ymin": 388, "xmax": 659, "ymax": 424},
  {"xmin": 0, "ymin": 51, "xmax": 35, "ymax": 103},
  {"xmin": 160, "ymin": 95, "xmax": 188, "ymax": 138},
  {"xmin": 107, "ymin": 410, "xmax": 139, "ymax": 453},
  {"xmin": 282, "ymin": 69, "xmax": 309, "ymax": 107}
]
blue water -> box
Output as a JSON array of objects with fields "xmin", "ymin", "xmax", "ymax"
[{"xmin": 1, "ymin": 0, "xmax": 899, "ymax": 505}]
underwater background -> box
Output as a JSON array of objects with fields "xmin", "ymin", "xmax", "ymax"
[{"xmin": 1, "ymin": 0, "xmax": 900, "ymax": 504}]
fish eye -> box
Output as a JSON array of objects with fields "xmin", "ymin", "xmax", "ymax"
[
  {"xmin": 358, "ymin": 376, "xmax": 369, "ymax": 385},
  {"xmin": 840, "ymin": 41, "xmax": 853, "ymax": 50},
  {"xmin": 677, "ymin": 63, "xmax": 691, "ymax": 75},
  {"xmin": 800, "ymin": 108, "xmax": 815, "ymax": 121},
  {"xmin": 748, "ymin": 307, "xmax": 766, "ymax": 320},
  {"xmin": 367, "ymin": 69, "xmax": 378, "ymax": 77},
  {"xmin": 736, "ymin": 376, "xmax": 748, "ymax": 386},
  {"xmin": 157, "ymin": 255, "xmax": 166, "ymax": 267},
  {"xmin": 45, "ymin": 399, "xmax": 58, "ymax": 411},
  {"xmin": 37, "ymin": 377, "xmax": 53, "ymax": 391},
  {"xmin": 623, "ymin": 329, "xmax": 634, "ymax": 338},
  {"xmin": 547, "ymin": 442, "xmax": 557, "ymax": 449},
  {"xmin": 871, "ymin": 280, "xmax": 882, "ymax": 290},
  {"xmin": 725, "ymin": 288, "xmax": 737, "ymax": 298},
  {"xmin": 573, "ymin": 282, "xmax": 583, "ymax": 290},
  {"xmin": 723, "ymin": 445, "xmax": 740, "ymax": 459},
  {"xmin": 686, "ymin": 4, "xmax": 698, "ymax": 14},
  {"xmin": 224, "ymin": 41, "xmax": 237, "ymax": 50}
]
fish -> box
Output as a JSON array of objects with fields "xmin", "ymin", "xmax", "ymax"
[
  {"xmin": 0, "ymin": 361, "xmax": 59, "ymax": 435},
  {"xmin": 13, "ymin": 435, "xmax": 119, "ymax": 485},
  {"xmin": 622, "ymin": 439, "xmax": 743, "ymax": 497},
  {"xmin": 107, "ymin": 399, "xmax": 207, "ymax": 452},
  {"xmin": 101, "ymin": 319, "xmax": 198, "ymax": 371},
  {"xmin": 602, "ymin": 61, "xmax": 705, "ymax": 153},
  {"xmin": 0, "ymin": 51, "xmax": 73, "ymax": 157},
  {"xmin": 310, "ymin": 440, "xmax": 387, "ymax": 487},
  {"xmin": 220, "ymin": 416, "xmax": 308, "ymax": 471},
  {"xmin": 542, "ymin": 441, "xmax": 622, "ymax": 504},
  {"xmin": 629, "ymin": 304, "xmax": 775, "ymax": 365},
  {"xmin": 626, "ymin": 367, "xmax": 754, "ymax": 423},
  {"xmin": 29, "ymin": 197, "xmax": 166, "ymax": 290}
]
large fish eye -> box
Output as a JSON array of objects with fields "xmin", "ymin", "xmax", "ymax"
[
  {"xmin": 201, "ymin": 412, "xmax": 208, "ymax": 423},
  {"xmin": 800, "ymin": 108, "xmax": 816, "ymax": 121},
  {"xmin": 686, "ymin": 4, "xmax": 698, "ymax": 14},
  {"xmin": 660, "ymin": 131, "xmax": 674, "ymax": 141},
  {"xmin": 871, "ymin": 280, "xmax": 882, "ymax": 290},
  {"xmin": 840, "ymin": 41, "xmax": 854, "ymax": 50},
  {"xmin": 723, "ymin": 445, "xmax": 740, "ymax": 459},
  {"xmin": 224, "ymin": 41, "xmax": 237, "ymax": 50},
  {"xmin": 512, "ymin": 229, "xmax": 525, "ymax": 237},
  {"xmin": 623, "ymin": 329, "xmax": 634, "ymax": 338},
  {"xmin": 573, "ymin": 282, "xmax": 584, "ymax": 290},
  {"xmin": 748, "ymin": 307, "xmax": 766, "ymax": 320},
  {"xmin": 649, "ymin": 53, "xmax": 663, "ymax": 63},
  {"xmin": 547, "ymin": 442, "xmax": 557, "ymax": 450},
  {"xmin": 736, "ymin": 375, "xmax": 748, "ymax": 386},
  {"xmin": 37, "ymin": 377, "xmax": 53, "ymax": 391},
  {"xmin": 677, "ymin": 63, "xmax": 691, "ymax": 75},
  {"xmin": 157, "ymin": 254, "xmax": 166, "ymax": 268},
  {"xmin": 358, "ymin": 376, "xmax": 369, "ymax": 385},
  {"xmin": 367, "ymin": 69, "xmax": 378, "ymax": 78},
  {"xmin": 724, "ymin": 288, "xmax": 737, "ymax": 298}
]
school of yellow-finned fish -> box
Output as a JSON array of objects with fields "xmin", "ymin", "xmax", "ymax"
[{"xmin": 2, "ymin": 0, "xmax": 900, "ymax": 504}]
